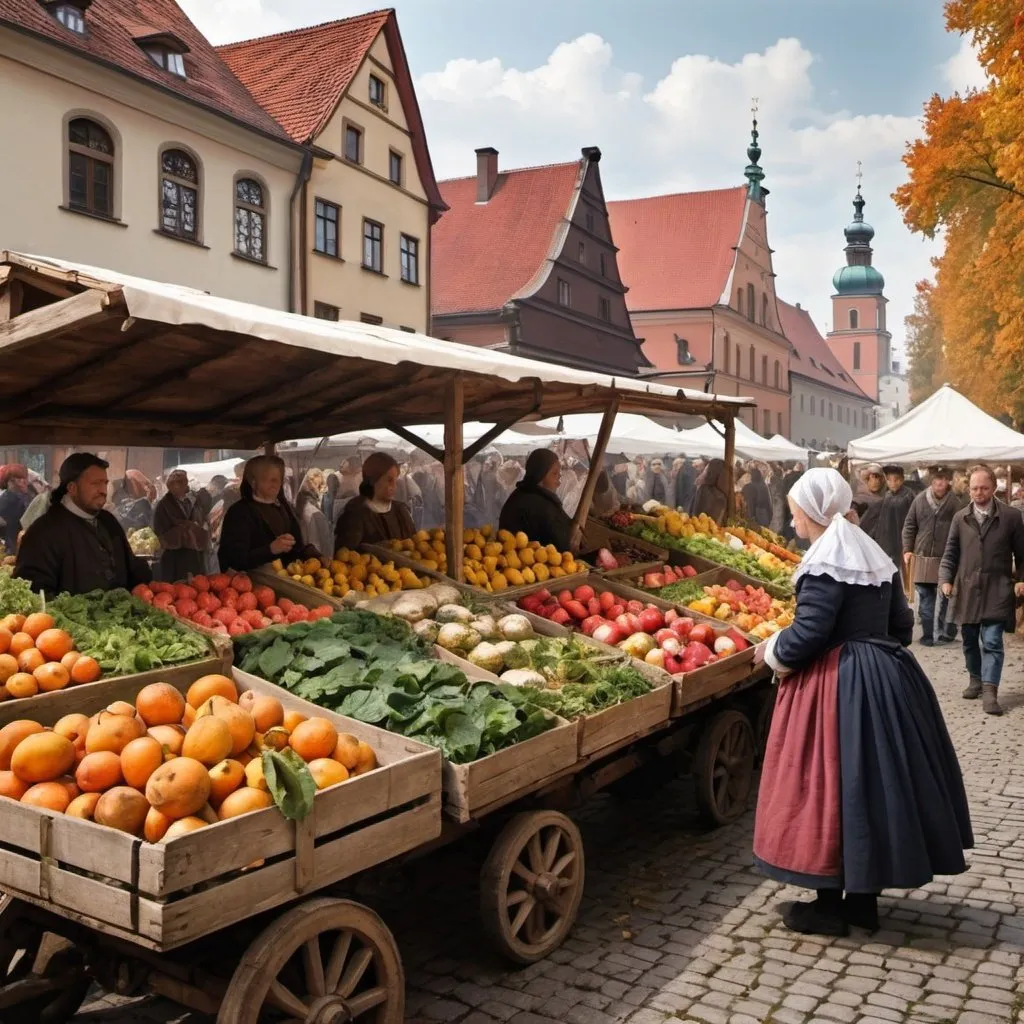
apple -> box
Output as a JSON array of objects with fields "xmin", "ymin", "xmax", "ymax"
[
  {"xmin": 643, "ymin": 572, "xmax": 667, "ymax": 589},
  {"xmin": 664, "ymin": 654, "xmax": 683, "ymax": 675},
  {"xmin": 654, "ymin": 628, "xmax": 676, "ymax": 645},
  {"xmin": 550, "ymin": 608, "xmax": 572, "ymax": 625},
  {"xmin": 574, "ymin": 584, "xmax": 596, "ymax": 604},
  {"xmin": 558, "ymin": 590, "xmax": 575, "ymax": 608},
  {"xmin": 670, "ymin": 617, "xmax": 695, "ymax": 639},
  {"xmin": 664, "ymin": 608, "xmax": 679, "ymax": 625},
  {"xmin": 689, "ymin": 623, "xmax": 716, "ymax": 647},
  {"xmin": 607, "ymin": 604, "xmax": 625, "ymax": 620},
  {"xmin": 682, "ymin": 641, "xmax": 713, "ymax": 669},
  {"xmin": 599, "ymin": 591, "xmax": 616, "ymax": 612},
  {"xmin": 626, "ymin": 600, "xmax": 646, "ymax": 615},
  {"xmin": 645, "ymin": 648, "xmax": 666, "ymax": 669},
  {"xmin": 638, "ymin": 607, "xmax": 665, "ymax": 633},
  {"xmin": 682, "ymin": 565, "xmax": 698, "ymax": 578}
]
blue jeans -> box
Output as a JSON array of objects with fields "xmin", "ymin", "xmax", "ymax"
[
  {"xmin": 916, "ymin": 584, "xmax": 955, "ymax": 641},
  {"xmin": 961, "ymin": 622, "xmax": 1005, "ymax": 686}
]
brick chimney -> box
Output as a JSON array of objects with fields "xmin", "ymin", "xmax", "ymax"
[{"xmin": 475, "ymin": 147, "xmax": 498, "ymax": 203}]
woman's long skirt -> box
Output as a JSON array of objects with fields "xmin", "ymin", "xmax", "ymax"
[{"xmin": 753, "ymin": 640, "xmax": 973, "ymax": 893}]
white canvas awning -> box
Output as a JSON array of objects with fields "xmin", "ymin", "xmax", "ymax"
[
  {"xmin": 676, "ymin": 420, "xmax": 808, "ymax": 462},
  {"xmin": 529, "ymin": 413, "xmax": 695, "ymax": 456},
  {"xmin": 167, "ymin": 456, "xmax": 247, "ymax": 486},
  {"xmin": 848, "ymin": 384, "xmax": 1024, "ymax": 465}
]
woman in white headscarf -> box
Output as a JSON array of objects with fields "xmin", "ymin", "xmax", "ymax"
[{"xmin": 753, "ymin": 468, "xmax": 972, "ymax": 938}]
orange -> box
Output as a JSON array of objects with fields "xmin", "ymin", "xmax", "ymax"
[
  {"xmin": 66, "ymin": 792, "xmax": 101, "ymax": 820},
  {"xmin": 282, "ymin": 709, "xmax": 307, "ymax": 732},
  {"xmin": 8, "ymin": 633, "xmax": 34, "ymax": 658},
  {"xmin": 244, "ymin": 757, "xmax": 268, "ymax": 791},
  {"xmin": 0, "ymin": 627, "xmax": 11, "ymax": 655},
  {"xmin": 10, "ymin": 732, "xmax": 76, "ymax": 784},
  {"xmin": 217, "ymin": 787, "xmax": 273, "ymax": 819},
  {"xmin": 57, "ymin": 776, "xmax": 80, "ymax": 801},
  {"xmin": 186, "ymin": 674, "xmax": 237, "ymax": 709},
  {"xmin": 145, "ymin": 757, "xmax": 211, "ymax": 819},
  {"xmin": 121, "ymin": 737, "xmax": 163, "ymax": 790},
  {"xmin": 144, "ymin": 806, "xmax": 174, "ymax": 843},
  {"xmin": 160, "ymin": 816, "xmax": 209, "ymax": 842},
  {"xmin": 53, "ymin": 713, "xmax": 90, "ymax": 750},
  {"xmin": 61, "ymin": 651, "xmax": 82, "ymax": 672},
  {"xmin": 5, "ymin": 673, "xmax": 38, "ymax": 700},
  {"xmin": 308, "ymin": 758, "xmax": 349, "ymax": 789},
  {"xmin": 260, "ymin": 726, "xmax": 290, "ymax": 752},
  {"xmin": 76, "ymin": 751, "xmax": 124, "ymax": 792},
  {"xmin": 0, "ymin": 720, "xmax": 44, "ymax": 770},
  {"xmin": 35, "ymin": 629, "xmax": 74, "ymax": 662},
  {"xmin": 94, "ymin": 787, "xmax": 149, "ymax": 835},
  {"xmin": 22, "ymin": 613, "xmax": 55, "ymax": 640},
  {"xmin": 136, "ymin": 683, "xmax": 186, "ymax": 727},
  {"xmin": 21, "ymin": 781, "xmax": 72, "ymax": 813},
  {"xmin": 0, "ymin": 770, "xmax": 29, "ymax": 800},
  {"xmin": 147, "ymin": 724, "xmax": 186, "ymax": 757},
  {"xmin": 209, "ymin": 702, "xmax": 255, "ymax": 757},
  {"xmin": 69, "ymin": 656, "xmax": 101, "ymax": 685},
  {"xmin": 353, "ymin": 741, "xmax": 377, "ymax": 776},
  {"xmin": 195, "ymin": 695, "xmax": 234, "ymax": 719},
  {"xmin": 333, "ymin": 733, "xmax": 361, "ymax": 771},
  {"xmin": 0, "ymin": 653, "xmax": 18, "ymax": 683},
  {"xmin": 107, "ymin": 701, "xmax": 137, "ymax": 717},
  {"xmin": 181, "ymin": 704, "xmax": 196, "ymax": 729},
  {"xmin": 208, "ymin": 759, "xmax": 245, "ymax": 807},
  {"xmin": 288, "ymin": 718, "xmax": 338, "ymax": 762},
  {"xmin": 85, "ymin": 711, "xmax": 145, "ymax": 755},
  {"xmin": 17, "ymin": 649, "xmax": 45, "ymax": 674},
  {"xmin": 33, "ymin": 663, "xmax": 70, "ymax": 693},
  {"xmin": 182, "ymin": 717, "xmax": 233, "ymax": 767},
  {"xmin": 250, "ymin": 695, "xmax": 284, "ymax": 733},
  {"xmin": 0, "ymin": 614, "xmax": 25, "ymax": 634}
]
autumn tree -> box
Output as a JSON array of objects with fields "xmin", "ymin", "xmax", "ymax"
[
  {"xmin": 894, "ymin": 1, "xmax": 1024, "ymax": 420},
  {"xmin": 904, "ymin": 281, "xmax": 945, "ymax": 405}
]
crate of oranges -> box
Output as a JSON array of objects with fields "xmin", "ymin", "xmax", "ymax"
[{"xmin": 381, "ymin": 527, "xmax": 589, "ymax": 599}]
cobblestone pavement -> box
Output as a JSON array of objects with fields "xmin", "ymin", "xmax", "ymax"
[{"xmin": 74, "ymin": 638, "xmax": 1024, "ymax": 1024}]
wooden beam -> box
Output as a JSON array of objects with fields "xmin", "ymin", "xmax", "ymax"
[
  {"xmin": 382, "ymin": 423, "xmax": 444, "ymax": 462},
  {"xmin": 571, "ymin": 398, "xmax": 618, "ymax": 540},
  {"xmin": 0, "ymin": 278, "xmax": 22, "ymax": 322},
  {"xmin": 0, "ymin": 287, "xmax": 121, "ymax": 356},
  {"xmin": 444, "ymin": 374, "xmax": 465, "ymax": 584},
  {"xmin": 724, "ymin": 415, "xmax": 736, "ymax": 520}
]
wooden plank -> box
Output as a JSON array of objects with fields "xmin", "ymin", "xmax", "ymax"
[
  {"xmin": 248, "ymin": 566, "xmax": 345, "ymax": 611},
  {"xmin": 444, "ymin": 373, "xmax": 465, "ymax": 585},
  {"xmin": 46, "ymin": 813, "xmax": 140, "ymax": 885},
  {"xmin": 671, "ymin": 648, "xmax": 757, "ymax": 716},
  {"xmin": 382, "ymin": 422, "xmax": 444, "ymax": 463},
  {"xmin": 571, "ymin": 398, "xmax": 618, "ymax": 537},
  {"xmin": 0, "ymin": 847, "xmax": 41, "ymax": 897},
  {"xmin": 0, "ymin": 288, "xmax": 121, "ymax": 357},
  {"xmin": 578, "ymin": 681, "xmax": 673, "ymax": 758},
  {"xmin": 581, "ymin": 517, "xmax": 669, "ymax": 562}
]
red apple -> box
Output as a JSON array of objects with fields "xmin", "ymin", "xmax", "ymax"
[
  {"xmin": 689, "ymin": 623, "xmax": 716, "ymax": 647},
  {"xmin": 638, "ymin": 607, "xmax": 665, "ymax": 633},
  {"xmin": 574, "ymin": 585, "xmax": 596, "ymax": 604},
  {"xmin": 671, "ymin": 617, "xmax": 695, "ymax": 639},
  {"xmin": 654, "ymin": 628, "xmax": 676, "ymax": 645}
]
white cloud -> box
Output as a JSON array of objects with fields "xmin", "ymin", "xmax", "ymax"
[
  {"xmin": 178, "ymin": 0, "xmax": 291, "ymax": 43},
  {"xmin": 942, "ymin": 35, "xmax": 987, "ymax": 92},
  {"xmin": 419, "ymin": 35, "xmax": 933, "ymax": 359}
]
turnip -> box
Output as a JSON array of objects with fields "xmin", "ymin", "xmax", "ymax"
[
  {"xmin": 660, "ymin": 636, "xmax": 682, "ymax": 656},
  {"xmin": 593, "ymin": 623, "xmax": 625, "ymax": 645},
  {"xmin": 714, "ymin": 636, "xmax": 737, "ymax": 656},
  {"xmin": 670, "ymin": 617, "xmax": 695, "ymax": 639},
  {"xmin": 645, "ymin": 648, "xmax": 665, "ymax": 669}
]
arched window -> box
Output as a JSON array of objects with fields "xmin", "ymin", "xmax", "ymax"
[
  {"xmin": 746, "ymin": 283, "xmax": 755, "ymax": 322},
  {"xmin": 160, "ymin": 149, "xmax": 198, "ymax": 241},
  {"xmin": 736, "ymin": 288, "xmax": 743, "ymax": 316},
  {"xmin": 234, "ymin": 177, "xmax": 266, "ymax": 262},
  {"xmin": 748, "ymin": 346, "xmax": 755, "ymax": 380},
  {"xmin": 774, "ymin": 360, "xmax": 780, "ymax": 389},
  {"xmin": 735, "ymin": 344, "xmax": 741, "ymax": 375},
  {"xmin": 849, "ymin": 308, "xmax": 859, "ymax": 329},
  {"xmin": 68, "ymin": 118, "xmax": 114, "ymax": 217},
  {"xmin": 810, "ymin": 396, "xmax": 816, "ymax": 415},
  {"xmin": 761, "ymin": 354, "xmax": 768, "ymax": 384},
  {"xmin": 723, "ymin": 332, "xmax": 731, "ymax": 374},
  {"xmin": 762, "ymin": 293, "xmax": 769, "ymax": 326}
]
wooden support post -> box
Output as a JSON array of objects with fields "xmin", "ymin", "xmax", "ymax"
[
  {"xmin": 572, "ymin": 398, "xmax": 618, "ymax": 542},
  {"xmin": 444, "ymin": 373, "xmax": 465, "ymax": 584},
  {"xmin": 724, "ymin": 415, "xmax": 736, "ymax": 521},
  {"xmin": 264, "ymin": 442, "xmax": 277, "ymax": 456}
]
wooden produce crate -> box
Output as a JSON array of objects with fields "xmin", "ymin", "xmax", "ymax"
[
  {"xmin": 582, "ymin": 517, "xmax": 669, "ymax": 562},
  {"xmin": 249, "ymin": 565, "xmax": 345, "ymax": 612},
  {"xmin": 363, "ymin": 543, "xmax": 591, "ymax": 604},
  {"xmin": 514, "ymin": 610, "xmax": 673, "ymax": 758},
  {"xmin": 0, "ymin": 666, "xmax": 442, "ymax": 952}
]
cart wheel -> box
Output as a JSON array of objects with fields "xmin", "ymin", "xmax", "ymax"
[
  {"xmin": 216, "ymin": 898, "xmax": 403, "ymax": 1024},
  {"xmin": 480, "ymin": 810, "xmax": 585, "ymax": 965},
  {"xmin": 694, "ymin": 710, "xmax": 756, "ymax": 826},
  {"xmin": 0, "ymin": 897, "xmax": 89, "ymax": 1023}
]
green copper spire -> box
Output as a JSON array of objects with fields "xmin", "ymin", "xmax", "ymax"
[{"xmin": 745, "ymin": 98, "xmax": 769, "ymax": 203}]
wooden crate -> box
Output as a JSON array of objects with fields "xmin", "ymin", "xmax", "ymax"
[
  {"xmin": 249, "ymin": 566, "xmax": 345, "ymax": 612},
  {"xmin": 494, "ymin": 606, "xmax": 674, "ymax": 759},
  {"xmin": 0, "ymin": 666, "xmax": 442, "ymax": 952},
  {"xmin": 670, "ymin": 647, "xmax": 758, "ymax": 716},
  {"xmin": 582, "ymin": 518, "xmax": 669, "ymax": 562}
]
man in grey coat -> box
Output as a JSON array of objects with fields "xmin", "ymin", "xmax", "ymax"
[
  {"xmin": 940, "ymin": 465, "xmax": 1024, "ymax": 715},
  {"xmin": 903, "ymin": 466, "xmax": 963, "ymax": 646}
]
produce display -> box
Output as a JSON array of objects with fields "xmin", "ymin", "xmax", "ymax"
[
  {"xmin": 273, "ymin": 548, "xmax": 431, "ymax": 600},
  {"xmin": 592, "ymin": 544, "xmax": 664, "ymax": 571},
  {"xmin": 0, "ymin": 612, "xmax": 96, "ymax": 699},
  {"xmin": 387, "ymin": 527, "xmax": 585, "ymax": 591},
  {"xmin": 132, "ymin": 574, "xmax": 335, "ymax": 637},
  {"xmin": 636, "ymin": 564, "xmax": 700, "ymax": 589},
  {"xmin": 0, "ymin": 572, "xmax": 46, "ymax": 618},
  {"xmin": 679, "ymin": 581, "xmax": 795, "ymax": 639},
  {"xmin": 128, "ymin": 527, "xmax": 160, "ymax": 558},
  {"xmin": 0, "ymin": 674, "xmax": 378, "ymax": 838},
  {"xmin": 517, "ymin": 585, "xmax": 750, "ymax": 676},
  {"xmin": 234, "ymin": 611, "xmax": 557, "ymax": 764},
  {"xmin": 49, "ymin": 589, "xmax": 212, "ymax": 676},
  {"xmin": 607, "ymin": 508, "xmax": 795, "ymax": 590}
]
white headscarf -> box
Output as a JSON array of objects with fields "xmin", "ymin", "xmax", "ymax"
[{"xmin": 789, "ymin": 468, "xmax": 896, "ymax": 588}]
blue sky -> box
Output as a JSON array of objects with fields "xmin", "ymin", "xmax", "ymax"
[{"xmin": 184, "ymin": 0, "xmax": 982, "ymax": 363}]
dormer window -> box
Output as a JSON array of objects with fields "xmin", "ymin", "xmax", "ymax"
[
  {"xmin": 146, "ymin": 46, "xmax": 186, "ymax": 77},
  {"xmin": 133, "ymin": 29, "xmax": 190, "ymax": 78},
  {"xmin": 54, "ymin": 3, "xmax": 86, "ymax": 33}
]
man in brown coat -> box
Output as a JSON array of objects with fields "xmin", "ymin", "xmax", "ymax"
[
  {"xmin": 902, "ymin": 466, "xmax": 963, "ymax": 646},
  {"xmin": 940, "ymin": 465, "xmax": 1024, "ymax": 715}
]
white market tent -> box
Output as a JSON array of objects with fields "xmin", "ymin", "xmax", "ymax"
[
  {"xmin": 769, "ymin": 434, "xmax": 811, "ymax": 461},
  {"xmin": 528, "ymin": 412, "xmax": 695, "ymax": 456},
  {"xmin": 168, "ymin": 456, "xmax": 247, "ymax": 486},
  {"xmin": 847, "ymin": 384, "xmax": 1024, "ymax": 464},
  {"xmin": 677, "ymin": 420, "xmax": 808, "ymax": 462}
]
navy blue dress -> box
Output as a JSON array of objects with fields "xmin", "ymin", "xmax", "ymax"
[{"xmin": 753, "ymin": 572, "xmax": 973, "ymax": 894}]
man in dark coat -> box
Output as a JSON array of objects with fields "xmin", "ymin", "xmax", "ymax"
[
  {"xmin": 902, "ymin": 466, "xmax": 963, "ymax": 646},
  {"xmin": 15, "ymin": 453, "xmax": 152, "ymax": 597},
  {"xmin": 872, "ymin": 465, "xmax": 915, "ymax": 567},
  {"xmin": 940, "ymin": 465, "xmax": 1024, "ymax": 716}
]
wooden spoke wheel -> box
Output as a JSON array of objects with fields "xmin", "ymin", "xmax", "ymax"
[
  {"xmin": 216, "ymin": 898, "xmax": 403, "ymax": 1024},
  {"xmin": 0, "ymin": 897, "xmax": 89, "ymax": 1024},
  {"xmin": 480, "ymin": 810, "xmax": 585, "ymax": 965},
  {"xmin": 694, "ymin": 710, "xmax": 756, "ymax": 826}
]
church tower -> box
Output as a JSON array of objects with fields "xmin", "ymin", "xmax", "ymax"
[{"xmin": 826, "ymin": 169, "xmax": 891, "ymax": 402}]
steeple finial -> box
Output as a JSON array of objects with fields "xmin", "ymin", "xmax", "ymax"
[
  {"xmin": 852, "ymin": 161, "xmax": 866, "ymax": 222},
  {"xmin": 744, "ymin": 97, "xmax": 768, "ymax": 203}
]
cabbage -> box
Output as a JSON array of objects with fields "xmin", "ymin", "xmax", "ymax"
[
  {"xmin": 497, "ymin": 614, "xmax": 535, "ymax": 641},
  {"xmin": 437, "ymin": 604, "xmax": 474, "ymax": 624},
  {"xmin": 390, "ymin": 594, "xmax": 431, "ymax": 622},
  {"xmin": 500, "ymin": 669, "xmax": 547, "ymax": 687},
  {"xmin": 437, "ymin": 623, "xmax": 481, "ymax": 652},
  {"xmin": 494, "ymin": 640, "xmax": 530, "ymax": 670},
  {"xmin": 471, "ymin": 615, "xmax": 500, "ymax": 640},
  {"xmin": 423, "ymin": 583, "xmax": 461, "ymax": 607},
  {"xmin": 412, "ymin": 619, "xmax": 439, "ymax": 644},
  {"xmin": 467, "ymin": 641, "xmax": 504, "ymax": 674}
]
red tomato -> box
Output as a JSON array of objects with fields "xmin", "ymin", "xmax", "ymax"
[
  {"xmin": 174, "ymin": 599, "xmax": 198, "ymax": 618},
  {"xmin": 192, "ymin": 575, "xmax": 210, "ymax": 592},
  {"xmin": 174, "ymin": 584, "xmax": 197, "ymax": 602},
  {"xmin": 213, "ymin": 606, "xmax": 237, "ymax": 626},
  {"xmin": 237, "ymin": 593, "xmax": 259, "ymax": 612},
  {"xmin": 209, "ymin": 574, "xmax": 231, "ymax": 593},
  {"xmin": 232, "ymin": 574, "xmax": 253, "ymax": 594},
  {"xmin": 253, "ymin": 586, "xmax": 276, "ymax": 610},
  {"xmin": 688, "ymin": 623, "xmax": 715, "ymax": 647}
]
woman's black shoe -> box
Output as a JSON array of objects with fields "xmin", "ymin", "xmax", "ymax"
[
  {"xmin": 779, "ymin": 899, "xmax": 849, "ymax": 937},
  {"xmin": 843, "ymin": 893, "xmax": 879, "ymax": 932}
]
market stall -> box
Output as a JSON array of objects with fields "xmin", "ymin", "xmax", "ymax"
[{"xmin": 0, "ymin": 251, "xmax": 774, "ymax": 1021}]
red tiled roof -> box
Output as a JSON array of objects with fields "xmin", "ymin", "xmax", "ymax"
[
  {"xmin": 0, "ymin": 0, "xmax": 292, "ymax": 143},
  {"xmin": 217, "ymin": 10, "xmax": 389, "ymax": 144},
  {"xmin": 432, "ymin": 160, "xmax": 582, "ymax": 316},
  {"xmin": 778, "ymin": 299, "xmax": 871, "ymax": 401},
  {"xmin": 218, "ymin": 10, "xmax": 444, "ymax": 213},
  {"xmin": 607, "ymin": 187, "xmax": 747, "ymax": 311}
]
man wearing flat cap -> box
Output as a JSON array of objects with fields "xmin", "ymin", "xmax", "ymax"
[
  {"xmin": 15, "ymin": 453, "xmax": 152, "ymax": 597},
  {"xmin": 902, "ymin": 466, "xmax": 963, "ymax": 645}
]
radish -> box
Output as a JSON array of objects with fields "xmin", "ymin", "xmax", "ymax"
[
  {"xmin": 661, "ymin": 636, "xmax": 682, "ymax": 656},
  {"xmin": 638, "ymin": 607, "xmax": 665, "ymax": 633},
  {"xmin": 581, "ymin": 615, "xmax": 605, "ymax": 636},
  {"xmin": 654, "ymin": 628, "xmax": 676, "ymax": 645},
  {"xmin": 574, "ymin": 584, "xmax": 596, "ymax": 604},
  {"xmin": 593, "ymin": 623, "xmax": 625, "ymax": 645}
]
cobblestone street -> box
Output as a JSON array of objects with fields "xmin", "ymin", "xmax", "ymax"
[{"xmin": 75, "ymin": 638, "xmax": 1024, "ymax": 1024}]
